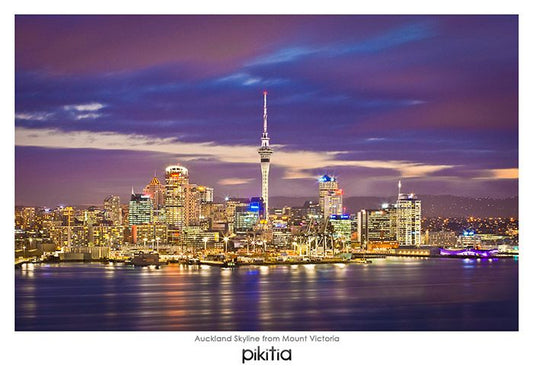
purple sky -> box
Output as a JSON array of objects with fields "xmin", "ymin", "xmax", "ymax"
[{"xmin": 15, "ymin": 15, "xmax": 518, "ymax": 206}]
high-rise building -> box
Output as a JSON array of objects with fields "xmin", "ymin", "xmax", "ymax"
[
  {"xmin": 164, "ymin": 165, "xmax": 189, "ymax": 229},
  {"xmin": 21, "ymin": 207, "xmax": 36, "ymax": 230},
  {"xmin": 319, "ymin": 175, "xmax": 343, "ymax": 218},
  {"xmin": 357, "ymin": 208, "xmax": 395, "ymax": 248},
  {"xmin": 128, "ymin": 192, "xmax": 153, "ymax": 226},
  {"xmin": 143, "ymin": 176, "xmax": 165, "ymax": 210},
  {"xmin": 197, "ymin": 186, "xmax": 214, "ymax": 203},
  {"xmin": 396, "ymin": 181, "xmax": 422, "ymax": 246},
  {"xmin": 103, "ymin": 195, "xmax": 122, "ymax": 225},
  {"xmin": 257, "ymin": 90, "xmax": 273, "ymax": 220},
  {"xmin": 185, "ymin": 184, "xmax": 202, "ymax": 226},
  {"xmin": 234, "ymin": 204, "xmax": 260, "ymax": 232},
  {"xmin": 329, "ymin": 214, "xmax": 352, "ymax": 242}
]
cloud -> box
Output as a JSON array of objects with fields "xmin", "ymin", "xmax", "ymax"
[
  {"xmin": 218, "ymin": 178, "xmax": 254, "ymax": 185},
  {"xmin": 15, "ymin": 126, "xmax": 454, "ymax": 180},
  {"xmin": 15, "ymin": 112, "xmax": 52, "ymax": 121},
  {"xmin": 64, "ymin": 103, "xmax": 105, "ymax": 112},
  {"xmin": 475, "ymin": 168, "xmax": 519, "ymax": 180},
  {"xmin": 76, "ymin": 113, "xmax": 102, "ymax": 120}
]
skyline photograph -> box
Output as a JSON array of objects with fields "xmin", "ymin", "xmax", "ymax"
[
  {"xmin": 6, "ymin": 5, "xmax": 530, "ymax": 378},
  {"xmin": 15, "ymin": 15, "xmax": 518, "ymax": 206}
]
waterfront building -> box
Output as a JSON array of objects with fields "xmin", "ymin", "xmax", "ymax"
[
  {"xmin": 164, "ymin": 165, "xmax": 189, "ymax": 228},
  {"xmin": 90, "ymin": 225, "xmax": 124, "ymax": 249},
  {"xmin": 257, "ymin": 90, "xmax": 273, "ymax": 220},
  {"xmin": 357, "ymin": 208, "xmax": 395, "ymax": 248},
  {"xmin": 103, "ymin": 195, "xmax": 122, "ymax": 225},
  {"xmin": 49, "ymin": 225, "xmax": 90, "ymax": 250},
  {"xmin": 329, "ymin": 215, "xmax": 352, "ymax": 243},
  {"xmin": 457, "ymin": 229, "xmax": 481, "ymax": 248},
  {"xmin": 128, "ymin": 192, "xmax": 153, "ymax": 226},
  {"xmin": 131, "ymin": 223, "xmax": 168, "ymax": 246},
  {"xmin": 143, "ymin": 176, "xmax": 165, "ymax": 210},
  {"xmin": 396, "ymin": 181, "xmax": 422, "ymax": 246},
  {"xmin": 179, "ymin": 226, "xmax": 219, "ymax": 249},
  {"xmin": 426, "ymin": 230, "xmax": 457, "ymax": 247}
]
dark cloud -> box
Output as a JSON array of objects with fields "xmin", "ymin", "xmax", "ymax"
[{"xmin": 15, "ymin": 15, "xmax": 518, "ymax": 205}]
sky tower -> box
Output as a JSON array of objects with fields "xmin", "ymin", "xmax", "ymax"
[{"xmin": 258, "ymin": 90, "xmax": 273, "ymax": 220}]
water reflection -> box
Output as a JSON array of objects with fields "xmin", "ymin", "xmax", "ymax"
[{"xmin": 15, "ymin": 259, "xmax": 518, "ymax": 331}]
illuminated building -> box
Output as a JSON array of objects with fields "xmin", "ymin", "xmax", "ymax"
[
  {"xmin": 143, "ymin": 176, "xmax": 165, "ymax": 210},
  {"xmin": 164, "ymin": 165, "xmax": 189, "ymax": 228},
  {"xmin": 329, "ymin": 214, "xmax": 352, "ymax": 242},
  {"xmin": 21, "ymin": 207, "xmax": 36, "ymax": 230},
  {"xmin": 225, "ymin": 197, "xmax": 249, "ymax": 233},
  {"xmin": 103, "ymin": 195, "xmax": 122, "ymax": 225},
  {"xmin": 197, "ymin": 186, "xmax": 214, "ymax": 203},
  {"xmin": 128, "ymin": 192, "xmax": 153, "ymax": 225},
  {"xmin": 319, "ymin": 175, "xmax": 343, "ymax": 218},
  {"xmin": 457, "ymin": 229, "xmax": 481, "ymax": 248},
  {"xmin": 185, "ymin": 184, "xmax": 202, "ymax": 226},
  {"xmin": 234, "ymin": 201, "xmax": 261, "ymax": 232},
  {"xmin": 131, "ymin": 223, "xmax": 168, "ymax": 245},
  {"xmin": 426, "ymin": 231, "xmax": 457, "ymax": 247},
  {"xmin": 396, "ymin": 181, "xmax": 422, "ymax": 246},
  {"xmin": 257, "ymin": 90, "xmax": 273, "ymax": 220},
  {"xmin": 90, "ymin": 225, "xmax": 124, "ymax": 249},
  {"xmin": 357, "ymin": 209, "xmax": 395, "ymax": 248}
]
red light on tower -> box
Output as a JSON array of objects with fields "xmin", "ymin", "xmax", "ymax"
[{"xmin": 263, "ymin": 90, "xmax": 268, "ymax": 95}]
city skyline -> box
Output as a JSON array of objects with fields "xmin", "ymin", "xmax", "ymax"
[{"xmin": 15, "ymin": 15, "xmax": 518, "ymax": 205}]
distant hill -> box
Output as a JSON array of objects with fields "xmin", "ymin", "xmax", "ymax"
[{"xmin": 268, "ymin": 195, "xmax": 518, "ymax": 218}]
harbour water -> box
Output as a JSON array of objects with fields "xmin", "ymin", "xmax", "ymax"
[{"xmin": 15, "ymin": 257, "xmax": 518, "ymax": 331}]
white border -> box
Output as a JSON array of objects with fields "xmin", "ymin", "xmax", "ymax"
[{"xmin": 4, "ymin": 2, "xmax": 530, "ymax": 377}]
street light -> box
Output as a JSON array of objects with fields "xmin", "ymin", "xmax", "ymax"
[
  {"xmin": 143, "ymin": 238, "xmax": 147, "ymax": 249},
  {"xmin": 202, "ymin": 237, "xmax": 208, "ymax": 252},
  {"xmin": 156, "ymin": 237, "xmax": 160, "ymax": 253},
  {"xmin": 223, "ymin": 237, "xmax": 229, "ymax": 253}
]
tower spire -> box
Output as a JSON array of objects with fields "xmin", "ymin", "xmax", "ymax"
[
  {"xmin": 263, "ymin": 90, "xmax": 268, "ymax": 135},
  {"xmin": 398, "ymin": 179, "xmax": 402, "ymax": 200}
]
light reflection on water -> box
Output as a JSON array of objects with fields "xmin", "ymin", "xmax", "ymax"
[{"xmin": 15, "ymin": 258, "xmax": 518, "ymax": 331}]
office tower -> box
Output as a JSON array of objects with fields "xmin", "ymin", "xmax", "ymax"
[
  {"xmin": 164, "ymin": 165, "xmax": 189, "ymax": 229},
  {"xmin": 396, "ymin": 181, "xmax": 422, "ymax": 246},
  {"xmin": 319, "ymin": 175, "xmax": 343, "ymax": 218},
  {"xmin": 143, "ymin": 175, "xmax": 165, "ymax": 210},
  {"xmin": 103, "ymin": 195, "xmax": 122, "ymax": 225},
  {"xmin": 357, "ymin": 208, "xmax": 395, "ymax": 248},
  {"xmin": 234, "ymin": 203, "xmax": 260, "ymax": 232},
  {"xmin": 128, "ymin": 192, "xmax": 153, "ymax": 226},
  {"xmin": 257, "ymin": 90, "xmax": 273, "ymax": 220},
  {"xmin": 329, "ymin": 214, "xmax": 352, "ymax": 242}
]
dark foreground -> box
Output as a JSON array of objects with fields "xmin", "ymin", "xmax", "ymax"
[{"xmin": 15, "ymin": 257, "xmax": 518, "ymax": 331}]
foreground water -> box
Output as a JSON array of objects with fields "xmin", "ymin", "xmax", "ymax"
[{"xmin": 15, "ymin": 257, "xmax": 518, "ymax": 331}]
